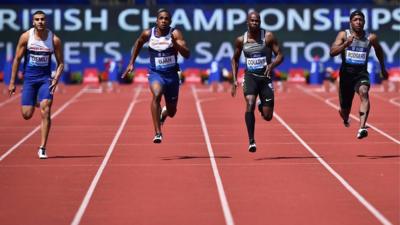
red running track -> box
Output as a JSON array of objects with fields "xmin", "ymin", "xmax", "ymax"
[{"xmin": 0, "ymin": 83, "xmax": 398, "ymax": 225}]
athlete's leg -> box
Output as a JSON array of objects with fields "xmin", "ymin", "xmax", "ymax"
[
  {"xmin": 21, "ymin": 80, "xmax": 38, "ymax": 120},
  {"xmin": 149, "ymin": 81, "xmax": 164, "ymax": 135},
  {"xmin": 338, "ymin": 77, "xmax": 354, "ymax": 127},
  {"xmin": 357, "ymin": 84, "xmax": 370, "ymax": 129},
  {"xmin": 21, "ymin": 106, "xmax": 35, "ymax": 120},
  {"xmin": 245, "ymin": 94, "xmax": 256, "ymax": 142},
  {"xmin": 39, "ymin": 99, "xmax": 52, "ymax": 148},
  {"xmin": 259, "ymin": 80, "xmax": 274, "ymax": 121},
  {"xmin": 160, "ymin": 74, "xmax": 180, "ymax": 124}
]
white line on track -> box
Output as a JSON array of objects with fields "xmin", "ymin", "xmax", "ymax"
[
  {"xmin": 297, "ymin": 85, "xmax": 400, "ymax": 145},
  {"xmin": 371, "ymin": 94, "xmax": 400, "ymax": 107},
  {"xmin": 0, "ymin": 93, "xmax": 21, "ymax": 108},
  {"xmin": 274, "ymin": 112, "xmax": 393, "ymax": 225},
  {"xmin": 70, "ymin": 86, "xmax": 142, "ymax": 225},
  {"xmin": 0, "ymin": 87, "xmax": 87, "ymax": 162},
  {"xmin": 191, "ymin": 86, "xmax": 235, "ymax": 225}
]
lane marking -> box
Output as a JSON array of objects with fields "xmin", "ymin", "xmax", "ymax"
[
  {"xmin": 297, "ymin": 85, "xmax": 400, "ymax": 145},
  {"xmin": 0, "ymin": 93, "xmax": 21, "ymax": 108},
  {"xmin": 191, "ymin": 86, "xmax": 235, "ymax": 225},
  {"xmin": 71, "ymin": 86, "xmax": 142, "ymax": 225},
  {"xmin": 0, "ymin": 87, "xmax": 87, "ymax": 162},
  {"xmin": 274, "ymin": 112, "xmax": 393, "ymax": 225}
]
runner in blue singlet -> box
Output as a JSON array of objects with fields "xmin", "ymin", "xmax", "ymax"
[
  {"xmin": 122, "ymin": 9, "xmax": 190, "ymax": 144},
  {"xmin": 8, "ymin": 11, "xmax": 64, "ymax": 159}
]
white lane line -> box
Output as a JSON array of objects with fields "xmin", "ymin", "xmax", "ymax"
[
  {"xmin": 70, "ymin": 86, "xmax": 142, "ymax": 225},
  {"xmin": 0, "ymin": 93, "xmax": 21, "ymax": 108},
  {"xmin": 371, "ymin": 94, "xmax": 400, "ymax": 107},
  {"xmin": 274, "ymin": 112, "xmax": 393, "ymax": 225},
  {"xmin": 191, "ymin": 86, "xmax": 235, "ymax": 225},
  {"xmin": 297, "ymin": 85, "xmax": 400, "ymax": 145},
  {"xmin": 0, "ymin": 87, "xmax": 87, "ymax": 162},
  {"xmin": 389, "ymin": 97, "xmax": 400, "ymax": 107}
]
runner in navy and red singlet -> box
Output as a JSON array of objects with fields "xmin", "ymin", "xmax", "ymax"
[
  {"xmin": 330, "ymin": 10, "xmax": 388, "ymax": 139},
  {"xmin": 8, "ymin": 11, "xmax": 64, "ymax": 159},
  {"xmin": 122, "ymin": 9, "xmax": 190, "ymax": 144},
  {"xmin": 231, "ymin": 11, "xmax": 284, "ymax": 152}
]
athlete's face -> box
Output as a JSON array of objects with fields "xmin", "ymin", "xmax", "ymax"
[
  {"xmin": 247, "ymin": 13, "xmax": 261, "ymax": 32},
  {"xmin": 156, "ymin": 12, "xmax": 171, "ymax": 30},
  {"xmin": 33, "ymin": 14, "xmax": 46, "ymax": 31},
  {"xmin": 350, "ymin": 15, "xmax": 364, "ymax": 32}
]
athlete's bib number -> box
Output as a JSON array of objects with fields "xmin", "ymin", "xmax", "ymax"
[
  {"xmin": 345, "ymin": 50, "xmax": 367, "ymax": 65},
  {"xmin": 246, "ymin": 57, "xmax": 266, "ymax": 71},
  {"xmin": 155, "ymin": 55, "xmax": 176, "ymax": 69},
  {"xmin": 29, "ymin": 54, "xmax": 49, "ymax": 67}
]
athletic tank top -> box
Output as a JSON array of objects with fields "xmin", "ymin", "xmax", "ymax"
[
  {"xmin": 243, "ymin": 29, "xmax": 272, "ymax": 76},
  {"xmin": 148, "ymin": 27, "xmax": 179, "ymax": 74},
  {"xmin": 341, "ymin": 29, "xmax": 371, "ymax": 73},
  {"xmin": 24, "ymin": 28, "xmax": 54, "ymax": 79}
]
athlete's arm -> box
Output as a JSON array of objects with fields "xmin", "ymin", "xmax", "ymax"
[
  {"xmin": 369, "ymin": 33, "xmax": 388, "ymax": 80},
  {"xmin": 50, "ymin": 34, "xmax": 64, "ymax": 94},
  {"xmin": 230, "ymin": 36, "xmax": 243, "ymax": 97},
  {"xmin": 265, "ymin": 31, "xmax": 284, "ymax": 77},
  {"xmin": 122, "ymin": 29, "xmax": 151, "ymax": 78},
  {"xmin": 330, "ymin": 31, "xmax": 353, "ymax": 57},
  {"xmin": 172, "ymin": 29, "xmax": 190, "ymax": 59},
  {"xmin": 9, "ymin": 31, "xmax": 28, "ymax": 96}
]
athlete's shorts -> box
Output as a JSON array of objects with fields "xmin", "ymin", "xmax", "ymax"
[
  {"xmin": 243, "ymin": 73, "xmax": 274, "ymax": 107},
  {"xmin": 148, "ymin": 71, "xmax": 180, "ymax": 105},
  {"xmin": 339, "ymin": 70, "xmax": 370, "ymax": 109},
  {"xmin": 21, "ymin": 78, "xmax": 53, "ymax": 106}
]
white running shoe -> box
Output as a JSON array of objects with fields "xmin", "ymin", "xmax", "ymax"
[
  {"xmin": 153, "ymin": 133, "xmax": 163, "ymax": 144},
  {"xmin": 160, "ymin": 106, "xmax": 167, "ymax": 125},
  {"xmin": 357, "ymin": 128, "xmax": 368, "ymax": 139},
  {"xmin": 37, "ymin": 147, "xmax": 48, "ymax": 159}
]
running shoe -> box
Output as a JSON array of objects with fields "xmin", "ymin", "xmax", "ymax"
[
  {"xmin": 160, "ymin": 106, "xmax": 167, "ymax": 125},
  {"xmin": 357, "ymin": 128, "xmax": 368, "ymax": 139},
  {"xmin": 153, "ymin": 133, "xmax": 163, "ymax": 144},
  {"xmin": 248, "ymin": 141, "xmax": 257, "ymax": 153},
  {"xmin": 37, "ymin": 147, "xmax": 48, "ymax": 159}
]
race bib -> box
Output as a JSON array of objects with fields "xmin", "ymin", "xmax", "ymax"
[
  {"xmin": 345, "ymin": 50, "xmax": 367, "ymax": 65},
  {"xmin": 246, "ymin": 57, "xmax": 266, "ymax": 71},
  {"xmin": 155, "ymin": 55, "xmax": 176, "ymax": 69},
  {"xmin": 29, "ymin": 54, "xmax": 49, "ymax": 67}
]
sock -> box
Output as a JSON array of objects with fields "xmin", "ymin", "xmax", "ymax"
[{"xmin": 245, "ymin": 112, "xmax": 255, "ymax": 141}]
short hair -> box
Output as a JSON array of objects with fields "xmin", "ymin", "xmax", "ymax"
[
  {"xmin": 350, "ymin": 10, "xmax": 365, "ymax": 21},
  {"xmin": 157, "ymin": 8, "xmax": 171, "ymax": 18}
]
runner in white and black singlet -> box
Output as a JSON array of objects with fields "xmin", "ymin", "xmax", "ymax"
[
  {"xmin": 122, "ymin": 9, "xmax": 190, "ymax": 144},
  {"xmin": 8, "ymin": 11, "xmax": 64, "ymax": 159},
  {"xmin": 330, "ymin": 10, "xmax": 388, "ymax": 139},
  {"xmin": 231, "ymin": 11, "xmax": 284, "ymax": 152}
]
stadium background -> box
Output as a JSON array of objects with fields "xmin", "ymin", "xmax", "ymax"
[{"xmin": 0, "ymin": 0, "xmax": 399, "ymax": 84}]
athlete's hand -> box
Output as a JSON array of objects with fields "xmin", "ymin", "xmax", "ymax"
[
  {"xmin": 49, "ymin": 79, "xmax": 59, "ymax": 95},
  {"xmin": 8, "ymin": 83, "xmax": 16, "ymax": 97},
  {"xmin": 231, "ymin": 81, "xmax": 238, "ymax": 97},
  {"xmin": 122, "ymin": 64, "xmax": 134, "ymax": 79},
  {"xmin": 345, "ymin": 35, "xmax": 354, "ymax": 47}
]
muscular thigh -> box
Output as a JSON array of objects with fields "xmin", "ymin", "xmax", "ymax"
[
  {"xmin": 258, "ymin": 79, "xmax": 274, "ymax": 108},
  {"xmin": 162, "ymin": 73, "xmax": 180, "ymax": 105}
]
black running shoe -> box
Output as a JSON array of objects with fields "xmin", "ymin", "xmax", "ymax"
[
  {"xmin": 248, "ymin": 140, "xmax": 256, "ymax": 153},
  {"xmin": 357, "ymin": 128, "xmax": 368, "ymax": 139}
]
